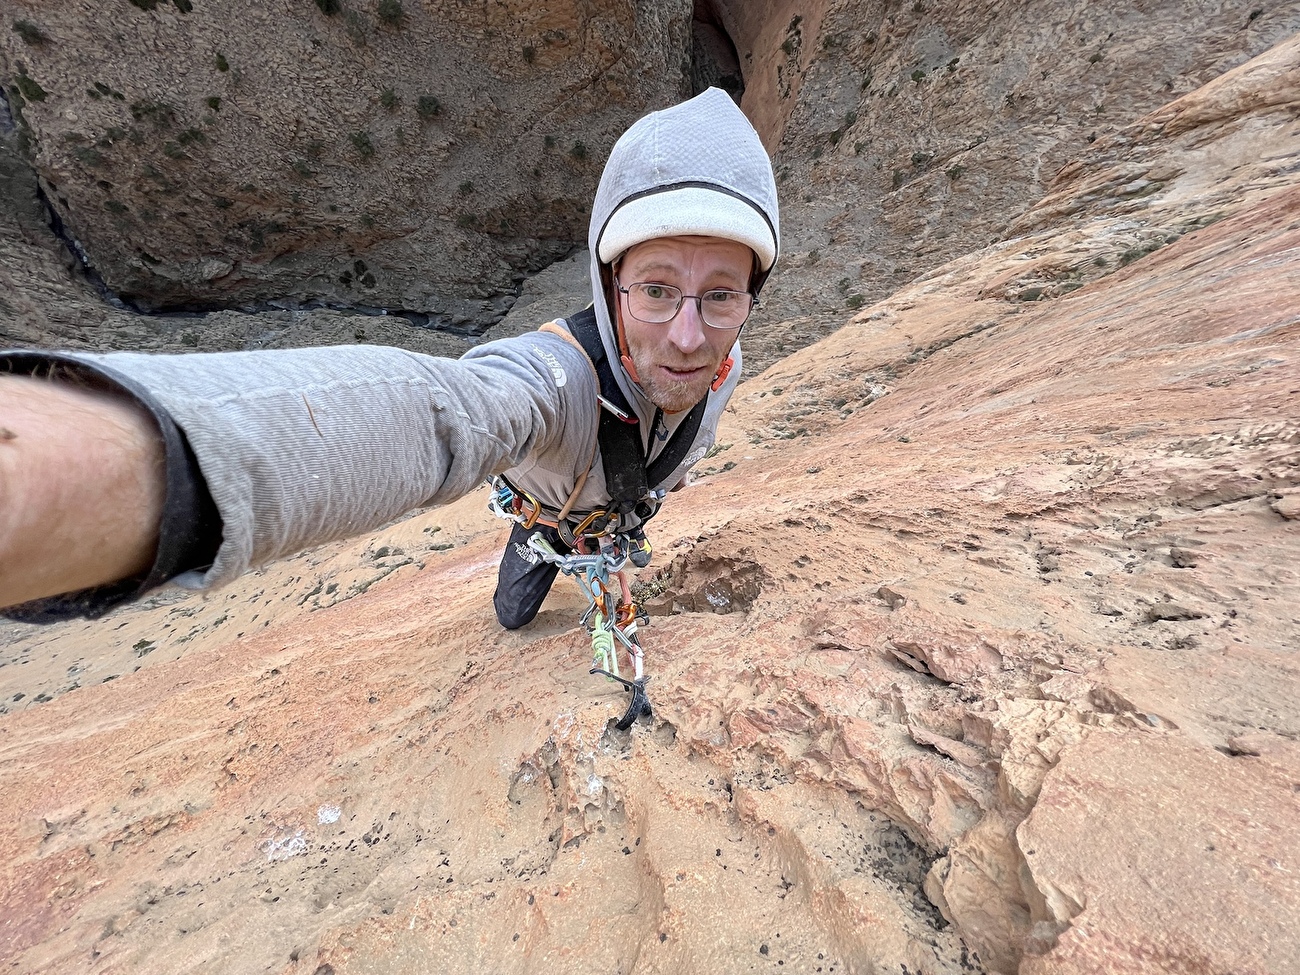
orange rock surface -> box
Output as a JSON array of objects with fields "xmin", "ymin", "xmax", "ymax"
[{"xmin": 1, "ymin": 34, "xmax": 1298, "ymax": 975}]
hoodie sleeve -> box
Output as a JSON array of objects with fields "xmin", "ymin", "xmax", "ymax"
[{"xmin": 10, "ymin": 335, "xmax": 595, "ymax": 592}]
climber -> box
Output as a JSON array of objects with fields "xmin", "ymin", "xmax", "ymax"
[{"xmin": 0, "ymin": 87, "xmax": 780, "ymax": 625}]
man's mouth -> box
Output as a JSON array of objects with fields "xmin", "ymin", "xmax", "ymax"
[{"xmin": 658, "ymin": 363, "xmax": 710, "ymax": 380}]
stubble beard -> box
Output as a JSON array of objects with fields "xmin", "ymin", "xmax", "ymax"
[{"xmin": 630, "ymin": 348, "xmax": 718, "ymax": 413}]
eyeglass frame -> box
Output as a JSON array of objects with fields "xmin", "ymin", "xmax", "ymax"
[{"xmin": 614, "ymin": 276, "xmax": 760, "ymax": 331}]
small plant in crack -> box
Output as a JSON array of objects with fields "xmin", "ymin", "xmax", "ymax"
[
  {"xmin": 350, "ymin": 130, "xmax": 376, "ymax": 158},
  {"xmin": 14, "ymin": 73, "xmax": 47, "ymax": 102}
]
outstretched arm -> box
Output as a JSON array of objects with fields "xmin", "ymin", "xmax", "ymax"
[
  {"xmin": 0, "ymin": 374, "xmax": 166, "ymax": 609},
  {"xmin": 1, "ymin": 333, "xmax": 598, "ymax": 615}
]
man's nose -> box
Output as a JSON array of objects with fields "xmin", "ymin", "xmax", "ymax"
[{"xmin": 666, "ymin": 297, "xmax": 708, "ymax": 354}]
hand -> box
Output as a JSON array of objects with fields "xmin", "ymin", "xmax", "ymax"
[{"xmin": 0, "ymin": 374, "xmax": 165, "ymax": 608}]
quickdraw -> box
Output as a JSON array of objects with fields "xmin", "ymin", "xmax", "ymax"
[
  {"xmin": 527, "ymin": 532, "xmax": 652, "ymax": 730},
  {"xmin": 488, "ymin": 476, "xmax": 654, "ymax": 730}
]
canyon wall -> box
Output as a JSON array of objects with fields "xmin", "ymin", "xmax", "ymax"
[
  {"xmin": 1, "ymin": 0, "xmax": 693, "ymax": 324},
  {"xmin": 5, "ymin": 1, "xmax": 1300, "ymax": 352}
]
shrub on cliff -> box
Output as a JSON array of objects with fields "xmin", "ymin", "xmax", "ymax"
[
  {"xmin": 350, "ymin": 130, "xmax": 376, "ymax": 158},
  {"xmin": 13, "ymin": 70, "xmax": 46, "ymax": 102},
  {"xmin": 12, "ymin": 20, "xmax": 49, "ymax": 45}
]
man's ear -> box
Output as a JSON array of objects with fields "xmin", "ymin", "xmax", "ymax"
[
  {"xmin": 598, "ymin": 260, "xmax": 619, "ymax": 320},
  {"xmin": 749, "ymin": 251, "xmax": 774, "ymax": 297}
]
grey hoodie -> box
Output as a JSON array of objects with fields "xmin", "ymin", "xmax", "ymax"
[
  {"xmin": 502, "ymin": 87, "xmax": 780, "ymax": 520},
  {"xmin": 2, "ymin": 89, "xmax": 779, "ymax": 595}
]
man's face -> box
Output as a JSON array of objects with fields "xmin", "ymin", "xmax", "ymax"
[{"xmin": 615, "ymin": 235, "xmax": 754, "ymax": 413}]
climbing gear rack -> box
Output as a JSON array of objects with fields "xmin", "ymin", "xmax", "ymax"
[
  {"xmin": 526, "ymin": 531, "xmax": 653, "ymax": 731},
  {"xmin": 489, "ymin": 476, "xmax": 654, "ymax": 730}
]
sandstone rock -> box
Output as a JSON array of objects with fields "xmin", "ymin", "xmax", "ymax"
[
  {"xmin": 876, "ymin": 584, "xmax": 908, "ymax": 609},
  {"xmin": 1036, "ymin": 672, "xmax": 1095, "ymax": 709},
  {"xmin": 1144, "ymin": 601, "xmax": 1205, "ymax": 622},
  {"xmin": 1271, "ymin": 488, "xmax": 1300, "ymax": 519},
  {"xmin": 1017, "ymin": 731, "xmax": 1300, "ymax": 973},
  {"xmin": 885, "ymin": 613, "xmax": 1005, "ymax": 684}
]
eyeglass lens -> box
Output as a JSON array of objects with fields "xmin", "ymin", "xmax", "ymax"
[{"xmin": 625, "ymin": 283, "xmax": 752, "ymax": 329}]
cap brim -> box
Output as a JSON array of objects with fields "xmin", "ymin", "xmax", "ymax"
[{"xmin": 597, "ymin": 186, "xmax": 777, "ymax": 271}]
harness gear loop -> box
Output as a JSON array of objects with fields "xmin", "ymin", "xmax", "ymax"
[{"xmin": 488, "ymin": 476, "xmax": 545, "ymax": 529}]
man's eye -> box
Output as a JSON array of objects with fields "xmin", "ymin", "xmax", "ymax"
[
  {"xmin": 703, "ymin": 290, "xmax": 736, "ymax": 303},
  {"xmin": 642, "ymin": 285, "xmax": 670, "ymax": 300}
]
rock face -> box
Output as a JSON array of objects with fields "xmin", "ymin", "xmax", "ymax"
[
  {"xmin": 0, "ymin": 0, "xmax": 693, "ymax": 320},
  {"xmin": 6, "ymin": 1, "xmax": 1300, "ymax": 349},
  {"xmin": 730, "ymin": 0, "xmax": 1300, "ymax": 372},
  {"xmin": 3, "ymin": 30, "xmax": 1299, "ymax": 975}
]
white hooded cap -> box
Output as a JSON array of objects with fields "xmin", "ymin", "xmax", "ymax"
[{"xmin": 590, "ymin": 88, "xmax": 780, "ymax": 276}]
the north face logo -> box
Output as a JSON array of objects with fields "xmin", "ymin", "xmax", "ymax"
[
  {"xmin": 531, "ymin": 344, "xmax": 567, "ymax": 388},
  {"xmin": 514, "ymin": 541, "xmax": 541, "ymax": 565}
]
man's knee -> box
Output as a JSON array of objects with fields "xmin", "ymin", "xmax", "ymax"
[
  {"xmin": 494, "ymin": 592, "xmax": 541, "ymax": 630},
  {"xmin": 494, "ymin": 526, "xmax": 560, "ymax": 629}
]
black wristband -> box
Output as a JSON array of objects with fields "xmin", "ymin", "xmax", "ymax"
[{"xmin": 1, "ymin": 352, "xmax": 223, "ymax": 622}]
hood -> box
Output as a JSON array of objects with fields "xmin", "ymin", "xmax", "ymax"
[{"xmin": 585, "ymin": 87, "xmax": 780, "ymax": 414}]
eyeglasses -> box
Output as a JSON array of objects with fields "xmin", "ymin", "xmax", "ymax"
[{"xmin": 616, "ymin": 279, "xmax": 757, "ymax": 331}]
